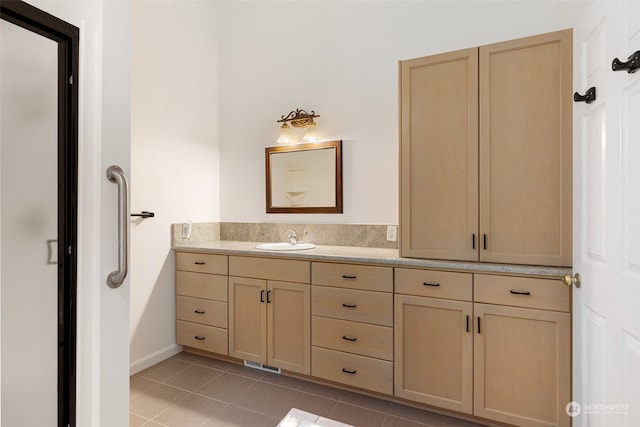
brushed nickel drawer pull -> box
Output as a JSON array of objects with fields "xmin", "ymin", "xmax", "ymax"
[
  {"xmin": 342, "ymin": 335, "xmax": 357, "ymax": 342},
  {"xmin": 342, "ymin": 275, "xmax": 357, "ymax": 279},
  {"xmin": 510, "ymin": 290, "xmax": 531, "ymax": 296},
  {"xmin": 342, "ymin": 303, "xmax": 357, "ymax": 308},
  {"xmin": 342, "ymin": 368, "xmax": 357, "ymax": 375},
  {"xmin": 423, "ymin": 282, "xmax": 440, "ymax": 287},
  {"xmin": 194, "ymin": 310, "xmax": 205, "ymax": 314},
  {"xmin": 194, "ymin": 336, "xmax": 206, "ymax": 341},
  {"xmin": 194, "ymin": 261, "xmax": 206, "ymax": 265}
]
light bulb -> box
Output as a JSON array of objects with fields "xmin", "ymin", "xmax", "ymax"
[{"xmin": 277, "ymin": 122, "xmax": 294, "ymax": 144}]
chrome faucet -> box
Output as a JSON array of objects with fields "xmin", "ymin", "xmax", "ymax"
[{"xmin": 286, "ymin": 229, "xmax": 298, "ymax": 245}]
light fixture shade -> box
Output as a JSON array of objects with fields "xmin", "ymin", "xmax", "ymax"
[
  {"xmin": 302, "ymin": 120, "xmax": 320, "ymax": 142},
  {"xmin": 277, "ymin": 122, "xmax": 294, "ymax": 144}
]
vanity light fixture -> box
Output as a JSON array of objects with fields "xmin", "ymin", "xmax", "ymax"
[{"xmin": 276, "ymin": 108, "xmax": 320, "ymax": 143}]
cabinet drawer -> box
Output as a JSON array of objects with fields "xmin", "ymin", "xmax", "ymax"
[
  {"xmin": 312, "ymin": 286, "xmax": 393, "ymax": 326},
  {"xmin": 176, "ymin": 320, "xmax": 228, "ymax": 355},
  {"xmin": 395, "ymin": 268, "xmax": 472, "ymax": 301},
  {"xmin": 229, "ymin": 256, "xmax": 309, "ymax": 283},
  {"xmin": 312, "ymin": 316, "xmax": 393, "ymax": 361},
  {"xmin": 176, "ymin": 252, "xmax": 228, "ymax": 275},
  {"xmin": 176, "ymin": 296, "xmax": 227, "ymax": 328},
  {"xmin": 312, "ymin": 262, "xmax": 393, "ymax": 292},
  {"xmin": 176, "ymin": 271, "xmax": 227, "ymax": 301},
  {"xmin": 312, "ymin": 347, "xmax": 393, "ymax": 395},
  {"xmin": 475, "ymin": 274, "xmax": 570, "ymax": 312}
]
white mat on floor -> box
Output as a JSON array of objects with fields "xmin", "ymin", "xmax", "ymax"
[{"xmin": 277, "ymin": 408, "xmax": 353, "ymax": 427}]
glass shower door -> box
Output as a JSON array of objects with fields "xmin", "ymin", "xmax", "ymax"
[{"xmin": 1, "ymin": 18, "xmax": 59, "ymax": 426}]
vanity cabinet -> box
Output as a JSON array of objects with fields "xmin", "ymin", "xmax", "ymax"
[
  {"xmin": 175, "ymin": 252, "xmax": 229, "ymax": 355},
  {"xmin": 400, "ymin": 29, "xmax": 572, "ymax": 267},
  {"xmin": 311, "ymin": 262, "xmax": 394, "ymax": 395},
  {"xmin": 228, "ymin": 256, "xmax": 311, "ymax": 375},
  {"xmin": 394, "ymin": 268, "xmax": 474, "ymax": 414},
  {"xmin": 473, "ymin": 274, "xmax": 571, "ymax": 427}
]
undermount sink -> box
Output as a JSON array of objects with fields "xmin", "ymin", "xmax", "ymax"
[{"xmin": 255, "ymin": 242, "xmax": 316, "ymax": 251}]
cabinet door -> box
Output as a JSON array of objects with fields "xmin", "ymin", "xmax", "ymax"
[
  {"xmin": 267, "ymin": 281, "xmax": 310, "ymax": 375},
  {"xmin": 394, "ymin": 295, "xmax": 473, "ymax": 414},
  {"xmin": 479, "ymin": 29, "xmax": 572, "ymax": 266},
  {"xmin": 228, "ymin": 276, "xmax": 266, "ymax": 363},
  {"xmin": 474, "ymin": 303, "xmax": 571, "ymax": 427},
  {"xmin": 400, "ymin": 47, "xmax": 479, "ymax": 261}
]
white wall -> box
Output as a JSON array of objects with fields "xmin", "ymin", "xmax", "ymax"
[
  {"xmin": 218, "ymin": 0, "xmax": 584, "ymax": 224},
  {"xmin": 130, "ymin": 0, "xmax": 222, "ymax": 371},
  {"xmin": 129, "ymin": 0, "xmax": 589, "ymax": 374}
]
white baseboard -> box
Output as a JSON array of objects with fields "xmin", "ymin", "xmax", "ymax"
[{"xmin": 129, "ymin": 343, "xmax": 183, "ymax": 375}]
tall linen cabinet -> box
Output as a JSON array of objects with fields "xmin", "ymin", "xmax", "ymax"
[{"xmin": 400, "ymin": 29, "xmax": 572, "ymax": 267}]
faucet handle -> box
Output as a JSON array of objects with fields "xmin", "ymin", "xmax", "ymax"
[{"xmin": 286, "ymin": 229, "xmax": 298, "ymax": 244}]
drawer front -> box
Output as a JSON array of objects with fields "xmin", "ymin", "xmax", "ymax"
[
  {"xmin": 312, "ymin": 316, "xmax": 393, "ymax": 361},
  {"xmin": 312, "ymin": 347, "xmax": 393, "ymax": 395},
  {"xmin": 395, "ymin": 268, "xmax": 472, "ymax": 301},
  {"xmin": 176, "ymin": 271, "xmax": 228, "ymax": 301},
  {"xmin": 312, "ymin": 262, "xmax": 393, "ymax": 292},
  {"xmin": 229, "ymin": 256, "xmax": 310, "ymax": 283},
  {"xmin": 312, "ymin": 286, "xmax": 393, "ymax": 326},
  {"xmin": 176, "ymin": 296, "xmax": 228, "ymax": 328},
  {"xmin": 176, "ymin": 320, "xmax": 228, "ymax": 355},
  {"xmin": 475, "ymin": 274, "xmax": 570, "ymax": 312},
  {"xmin": 176, "ymin": 252, "xmax": 228, "ymax": 275}
]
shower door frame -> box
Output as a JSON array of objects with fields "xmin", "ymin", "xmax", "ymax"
[{"xmin": 0, "ymin": 1, "xmax": 78, "ymax": 426}]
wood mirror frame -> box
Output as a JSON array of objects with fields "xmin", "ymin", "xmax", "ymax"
[{"xmin": 265, "ymin": 140, "xmax": 343, "ymax": 213}]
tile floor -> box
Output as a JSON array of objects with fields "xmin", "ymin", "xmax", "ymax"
[{"xmin": 130, "ymin": 352, "xmax": 487, "ymax": 427}]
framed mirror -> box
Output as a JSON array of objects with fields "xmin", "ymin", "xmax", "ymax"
[{"xmin": 266, "ymin": 140, "xmax": 342, "ymax": 213}]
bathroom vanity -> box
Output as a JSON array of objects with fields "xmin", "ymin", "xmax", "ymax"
[{"xmin": 173, "ymin": 241, "xmax": 571, "ymax": 427}]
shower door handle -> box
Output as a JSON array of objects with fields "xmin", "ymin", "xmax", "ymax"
[{"xmin": 106, "ymin": 165, "xmax": 129, "ymax": 289}]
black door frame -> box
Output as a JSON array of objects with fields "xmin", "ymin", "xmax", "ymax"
[{"xmin": 0, "ymin": 1, "xmax": 78, "ymax": 426}]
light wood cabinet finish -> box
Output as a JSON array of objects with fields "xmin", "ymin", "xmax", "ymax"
[
  {"xmin": 176, "ymin": 271, "xmax": 227, "ymax": 302},
  {"xmin": 312, "ymin": 316, "xmax": 393, "ymax": 361},
  {"xmin": 400, "ymin": 47, "xmax": 479, "ymax": 262},
  {"xmin": 176, "ymin": 320, "xmax": 228, "ymax": 355},
  {"xmin": 479, "ymin": 30, "xmax": 572, "ymax": 266},
  {"xmin": 229, "ymin": 256, "xmax": 309, "ymax": 283},
  {"xmin": 312, "ymin": 286, "xmax": 393, "ymax": 326},
  {"xmin": 400, "ymin": 29, "xmax": 572, "ymax": 267},
  {"xmin": 176, "ymin": 252, "xmax": 228, "ymax": 275},
  {"xmin": 228, "ymin": 262, "xmax": 311, "ymax": 375},
  {"xmin": 475, "ymin": 274, "xmax": 570, "ymax": 312},
  {"xmin": 228, "ymin": 276, "xmax": 266, "ymax": 363},
  {"xmin": 474, "ymin": 302, "xmax": 571, "ymax": 427},
  {"xmin": 395, "ymin": 268, "xmax": 473, "ymax": 301},
  {"xmin": 311, "ymin": 262, "xmax": 393, "ymax": 292},
  {"xmin": 394, "ymin": 294, "xmax": 473, "ymax": 414},
  {"xmin": 175, "ymin": 252, "xmax": 229, "ymax": 356},
  {"xmin": 176, "ymin": 296, "xmax": 227, "ymax": 328},
  {"xmin": 267, "ymin": 281, "xmax": 311, "ymax": 374},
  {"xmin": 312, "ymin": 347, "xmax": 393, "ymax": 395}
]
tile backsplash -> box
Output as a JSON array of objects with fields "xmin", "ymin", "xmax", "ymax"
[{"xmin": 172, "ymin": 222, "xmax": 398, "ymax": 249}]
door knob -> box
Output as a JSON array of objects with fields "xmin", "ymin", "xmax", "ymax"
[{"xmin": 562, "ymin": 273, "xmax": 581, "ymax": 288}]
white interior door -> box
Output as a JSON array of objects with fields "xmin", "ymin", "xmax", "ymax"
[
  {"xmin": 0, "ymin": 18, "xmax": 58, "ymax": 427},
  {"xmin": 573, "ymin": 1, "xmax": 640, "ymax": 426}
]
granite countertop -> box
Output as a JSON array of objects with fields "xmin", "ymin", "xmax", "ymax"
[{"xmin": 173, "ymin": 240, "xmax": 572, "ymax": 279}]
